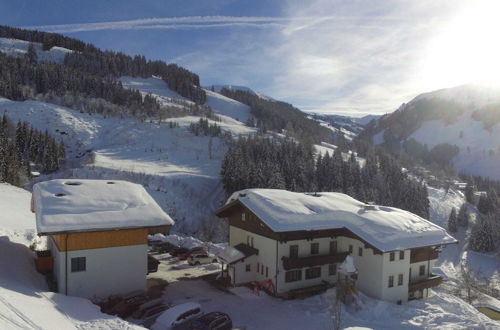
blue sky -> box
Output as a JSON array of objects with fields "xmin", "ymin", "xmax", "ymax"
[{"xmin": 1, "ymin": 0, "xmax": 494, "ymax": 116}]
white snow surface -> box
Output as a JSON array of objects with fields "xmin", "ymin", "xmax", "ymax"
[
  {"xmin": 410, "ymin": 107, "xmax": 500, "ymax": 180},
  {"xmin": 226, "ymin": 189, "xmax": 457, "ymax": 251},
  {"xmin": 0, "ymin": 37, "xmax": 72, "ymax": 63},
  {"xmin": 33, "ymin": 179, "xmax": 173, "ymax": 234},
  {"xmin": 217, "ymin": 246, "xmax": 245, "ymax": 264},
  {"xmin": 204, "ymin": 88, "xmax": 252, "ymax": 123},
  {"xmin": 0, "ymin": 183, "xmax": 143, "ymax": 330}
]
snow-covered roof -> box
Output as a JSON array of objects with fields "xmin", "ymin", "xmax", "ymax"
[
  {"xmin": 222, "ymin": 189, "xmax": 457, "ymax": 252},
  {"xmin": 33, "ymin": 179, "xmax": 174, "ymax": 234},
  {"xmin": 217, "ymin": 246, "xmax": 245, "ymax": 264}
]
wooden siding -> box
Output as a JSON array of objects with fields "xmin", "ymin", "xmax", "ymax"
[
  {"xmin": 408, "ymin": 275, "xmax": 442, "ymax": 292},
  {"xmin": 50, "ymin": 228, "xmax": 148, "ymax": 252},
  {"xmin": 410, "ymin": 247, "xmax": 439, "ymax": 263},
  {"xmin": 282, "ymin": 252, "xmax": 349, "ymax": 270}
]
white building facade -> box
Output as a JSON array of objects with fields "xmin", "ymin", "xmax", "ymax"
[{"xmin": 216, "ymin": 189, "xmax": 455, "ymax": 303}]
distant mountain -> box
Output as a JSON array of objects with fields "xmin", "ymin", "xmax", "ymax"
[
  {"xmin": 353, "ymin": 114, "xmax": 381, "ymax": 126},
  {"xmin": 363, "ymin": 84, "xmax": 500, "ymax": 179},
  {"xmin": 207, "ymin": 85, "xmax": 256, "ymax": 94}
]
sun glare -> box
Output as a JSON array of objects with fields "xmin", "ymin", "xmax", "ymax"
[{"xmin": 421, "ymin": 0, "xmax": 500, "ymax": 89}]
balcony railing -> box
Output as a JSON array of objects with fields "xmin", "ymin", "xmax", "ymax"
[
  {"xmin": 408, "ymin": 275, "xmax": 442, "ymax": 292},
  {"xmin": 282, "ymin": 252, "xmax": 349, "ymax": 271},
  {"xmin": 410, "ymin": 247, "xmax": 439, "ymax": 263}
]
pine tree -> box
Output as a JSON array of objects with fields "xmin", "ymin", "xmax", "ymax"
[
  {"xmin": 25, "ymin": 42, "xmax": 38, "ymax": 64},
  {"xmin": 470, "ymin": 216, "xmax": 496, "ymax": 252},
  {"xmin": 457, "ymin": 203, "xmax": 469, "ymax": 227},
  {"xmin": 448, "ymin": 207, "xmax": 458, "ymax": 232}
]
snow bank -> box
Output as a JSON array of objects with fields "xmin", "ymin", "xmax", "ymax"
[
  {"xmin": 0, "ymin": 183, "xmax": 37, "ymax": 245},
  {"xmin": 33, "ymin": 179, "xmax": 174, "ymax": 234},
  {"xmin": 226, "ymin": 189, "xmax": 457, "ymax": 251}
]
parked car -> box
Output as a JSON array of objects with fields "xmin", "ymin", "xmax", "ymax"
[
  {"xmin": 188, "ymin": 253, "xmax": 218, "ymax": 266},
  {"xmin": 178, "ymin": 247, "xmax": 207, "ymax": 260},
  {"xmin": 131, "ymin": 298, "xmax": 165, "ymax": 319},
  {"xmin": 152, "ymin": 241, "xmax": 179, "ymax": 254},
  {"xmin": 151, "ymin": 302, "xmax": 203, "ymax": 330},
  {"xmin": 189, "ymin": 312, "xmax": 232, "ymax": 330},
  {"xmin": 111, "ymin": 291, "xmax": 149, "ymax": 318},
  {"xmin": 170, "ymin": 247, "xmax": 190, "ymax": 257},
  {"xmin": 135, "ymin": 303, "xmax": 170, "ymax": 328},
  {"xmin": 148, "ymin": 255, "xmax": 160, "ymax": 274}
]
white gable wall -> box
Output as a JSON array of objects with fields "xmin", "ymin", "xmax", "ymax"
[
  {"xmin": 51, "ymin": 243, "xmax": 147, "ymax": 301},
  {"xmin": 229, "ymin": 226, "xmax": 277, "ymax": 288},
  {"xmin": 340, "ymin": 236, "xmax": 385, "ymax": 300},
  {"xmin": 380, "ymin": 251, "xmax": 410, "ymax": 303}
]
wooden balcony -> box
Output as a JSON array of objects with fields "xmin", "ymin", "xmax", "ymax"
[
  {"xmin": 410, "ymin": 247, "xmax": 439, "ymax": 263},
  {"xmin": 408, "ymin": 275, "xmax": 442, "ymax": 292},
  {"xmin": 282, "ymin": 252, "xmax": 349, "ymax": 271},
  {"xmin": 35, "ymin": 250, "xmax": 53, "ymax": 273}
]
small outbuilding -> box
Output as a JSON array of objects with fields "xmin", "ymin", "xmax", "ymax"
[{"xmin": 31, "ymin": 179, "xmax": 174, "ymax": 301}]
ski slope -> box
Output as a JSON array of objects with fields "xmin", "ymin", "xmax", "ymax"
[{"xmin": 0, "ymin": 76, "xmax": 256, "ymax": 238}]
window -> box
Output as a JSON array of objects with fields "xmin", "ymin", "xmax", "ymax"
[
  {"xmin": 310, "ymin": 242, "xmax": 319, "ymax": 255},
  {"xmin": 257, "ymin": 263, "xmax": 260, "ymax": 273},
  {"xmin": 398, "ymin": 274, "xmax": 404, "ymax": 286},
  {"xmin": 348, "ymin": 245, "xmax": 353, "ymax": 254},
  {"xmin": 71, "ymin": 257, "xmax": 86, "ymax": 272},
  {"xmin": 389, "ymin": 252, "xmax": 395, "ymax": 261},
  {"xmin": 290, "ymin": 245, "xmax": 299, "ymax": 259},
  {"xmin": 250, "ymin": 237, "xmax": 254, "ymax": 247},
  {"xmin": 285, "ymin": 270, "xmax": 302, "ymax": 282},
  {"xmin": 246, "ymin": 236, "xmax": 249, "ymax": 245},
  {"xmin": 247, "ymin": 236, "xmax": 254, "ymax": 247},
  {"xmin": 261, "ymin": 264, "xmax": 264, "ymax": 275},
  {"xmin": 305, "ymin": 267, "xmax": 321, "ymax": 279},
  {"xmin": 241, "ymin": 212, "xmax": 246, "ymax": 221},
  {"xmin": 358, "ymin": 247, "xmax": 363, "ymax": 257},
  {"xmin": 399, "ymin": 251, "xmax": 404, "ymax": 260},
  {"xmin": 388, "ymin": 275, "xmax": 394, "ymax": 288},
  {"xmin": 419, "ymin": 265, "xmax": 426, "ymax": 276},
  {"xmin": 266, "ymin": 266, "xmax": 269, "ymax": 277},
  {"xmin": 329, "ymin": 241, "xmax": 337, "ymax": 254},
  {"xmin": 329, "ymin": 263, "xmax": 337, "ymax": 276},
  {"xmin": 245, "ymin": 264, "xmax": 251, "ymax": 272}
]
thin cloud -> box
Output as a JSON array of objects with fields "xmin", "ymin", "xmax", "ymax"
[{"xmin": 25, "ymin": 16, "xmax": 340, "ymax": 33}]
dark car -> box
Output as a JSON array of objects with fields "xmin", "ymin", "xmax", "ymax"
[
  {"xmin": 152, "ymin": 241, "xmax": 178, "ymax": 254},
  {"xmin": 178, "ymin": 247, "xmax": 207, "ymax": 260},
  {"xmin": 189, "ymin": 312, "xmax": 232, "ymax": 330},
  {"xmin": 148, "ymin": 255, "xmax": 160, "ymax": 274},
  {"xmin": 111, "ymin": 291, "xmax": 149, "ymax": 318},
  {"xmin": 170, "ymin": 247, "xmax": 190, "ymax": 257}
]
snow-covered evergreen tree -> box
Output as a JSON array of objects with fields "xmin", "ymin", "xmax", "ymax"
[
  {"xmin": 457, "ymin": 203, "xmax": 469, "ymax": 227},
  {"xmin": 448, "ymin": 207, "xmax": 458, "ymax": 233},
  {"xmin": 470, "ymin": 216, "xmax": 495, "ymax": 252}
]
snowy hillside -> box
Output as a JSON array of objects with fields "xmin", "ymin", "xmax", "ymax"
[
  {"xmin": 371, "ymin": 84, "xmax": 500, "ymax": 179},
  {"xmin": 0, "ymin": 183, "xmax": 143, "ymax": 330},
  {"xmin": 0, "ymin": 75, "xmax": 257, "ymax": 238},
  {"xmin": 0, "ymin": 37, "xmax": 72, "ymax": 63}
]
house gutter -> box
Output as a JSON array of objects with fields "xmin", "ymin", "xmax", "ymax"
[
  {"xmin": 275, "ymin": 240, "xmax": 279, "ymax": 294},
  {"xmin": 65, "ymin": 234, "xmax": 69, "ymax": 296}
]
